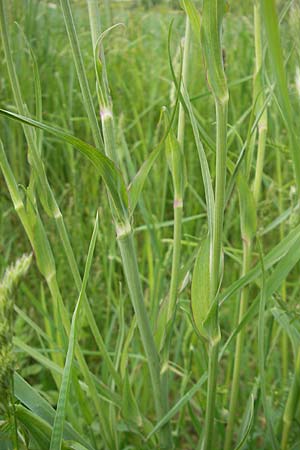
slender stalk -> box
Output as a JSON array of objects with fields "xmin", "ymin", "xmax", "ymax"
[
  {"xmin": 252, "ymin": 1, "xmax": 267, "ymax": 205},
  {"xmin": 202, "ymin": 100, "xmax": 228, "ymax": 450},
  {"xmin": 224, "ymin": 239, "xmax": 251, "ymax": 450},
  {"xmin": 90, "ymin": 8, "xmax": 172, "ymax": 446},
  {"xmin": 200, "ymin": 1, "xmax": 229, "ymax": 446},
  {"xmin": 281, "ymin": 349, "xmax": 300, "ymax": 449},
  {"xmin": 167, "ymin": 16, "xmax": 190, "ymax": 322},
  {"xmin": 224, "ymin": 3, "xmax": 267, "ymax": 447},
  {"xmin": 86, "ymin": 0, "xmax": 101, "ymax": 49},
  {"xmin": 275, "ymin": 129, "xmax": 288, "ymax": 382},
  {"xmin": 117, "ymin": 229, "xmax": 171, "ymax": 448}
]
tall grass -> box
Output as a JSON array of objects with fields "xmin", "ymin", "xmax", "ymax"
[{"xmin": 1, "ymin": 0, "xmax": 300, "ymax": 449}]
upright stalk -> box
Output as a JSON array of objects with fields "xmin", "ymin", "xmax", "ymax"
[
  {"xmin": 117, "ymin": 230, "xmax": 171, "ymax": 448},
  {"xmin": 167, "ymin": 15, "xmax": 190, "ymax": 323},
  {"xmin": 224, "ymin": 240, "xmax": 251, "ymax": 450},
  {"xmin": 252, "ymin": 1, "xmax": 268, "ymax": 205},
  {"xmin": 86, "ymin": 0, "xmax": 101, "ymax": 50},
  {"xmin": 276, "ymin": 149, "xmax": 288, "ymax": 382},
  {"xmin": 202, "ymin": 100, "xmax": 228, "ymax": 450},
  {"xmin": 281, "ymin": 349, "xmax": 300, "ymax": 449},
  {"xmin": 225, "ymin": 4, "xmax": 266, "ymax": 447},
  {"xmin": 90, "ymin": 7, "xmax": 172, "ymax": 446},
  {"xmin": 200, "ymin": 1, "xmax": 229, "ymax": 447}
]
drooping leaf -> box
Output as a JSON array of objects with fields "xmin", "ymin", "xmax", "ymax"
[
  {"xmin": 0, "ymin": 109, "xmax": 128, "ymax": 223},
  {"xmin": 14, "ymin": 373, "xmax": 93, "ymax": 449}
]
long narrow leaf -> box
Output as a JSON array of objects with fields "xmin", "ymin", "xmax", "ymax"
[
  {"xmin": 0, "ymin": 109, "xmax": 128, "ymax": 223},
  {"xmin": 50, "ymin": 214, "xmax": 99, "ymax": 450}
]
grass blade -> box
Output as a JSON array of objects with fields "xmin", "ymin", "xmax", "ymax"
[
  {"xmin": 0, "ymin": 109, "xmax": 128, "ymax": 223},
  {"xmin": 50, "ymin": 214, "xmax": 99, "ymax": 450}
]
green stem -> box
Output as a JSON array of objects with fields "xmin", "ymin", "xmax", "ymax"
[
  {"xmin": 167, "ymin": 204, "xmax": 183, "ymax": 322},
  {"xmin": 224, "ymin": 239, "xmax": 251, "ymax": 450},
  {"xmin": 282, "ymin": 348, "xmax": 300, "ymax": 449},
  {"xmin": 252, "ymin": 1, "xmax": 267, "ymax": 205},
  {"xmin": 166, "ymin": 16, "xmax": 190, "ymax": 322},
  {"xmin": 117, "ymin": 229, "xmax": 171, "ymax": 449},
  {"xmin": 86, "ymin": 0, "xmax": 102, "ymax": 49},
  {"xmin": 225, "ymin": 4, "xmax": 267, "ymax": 446},
  {"xmin": 202, "ymin": 100, "xmax": 228, "ymax": 450},
  {"xmin": 275, "ymin": 134, "xmax": 288, "ymax": 383}
]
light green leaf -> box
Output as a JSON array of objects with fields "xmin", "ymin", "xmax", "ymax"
[
  {"xmin": 201, "ymin": 0, "xmax": 228, "ymax": 104},
  {"xmin": 122, "ymin": 373, "xmax": 142, "ymax": 427},
  {"xmin": 237, "ymin": 175, "xmax": 257, "ymax": 241},
  {"xmin": 146, "ymin": 373, "xmax": 207, "ymax": 441},
  {"xmin": 128, "ymin": 142, "xmax": 164, "ymax": 215},
  {"xmin": 180, "ymin": 0, "xmax": 201, "ymax": 37},
  {"xmin": 191, "ymin": 236, "xmax": 210, "ymax": 340},
  {"xmin": 14, "ymin": 373, "xmax": 93, "ymax": 449},
  {"xmin": 163, "ymin": 107, "xmax": 184, "ymax": 201}
]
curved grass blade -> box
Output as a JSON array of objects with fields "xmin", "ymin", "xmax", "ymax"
[
  {"xmin": 272, "ymin": 307, "xmax": 300, "ymax": 359},
  {"xmin": 128, "ymin": 103, "xmax": 180, "ymax": 215},
  {"xmin": 220, "ymin": 231, "xmax": 300, "ymax": 361},
  {"xmin": 13, "ymin": 337, "xmax": 121, "ymax": 407},
  {"xmin": 145, "ymin": 372, "xmax": 207, "ymax": 441},
  {"xmin": 50, "ymin": 214, "xmax": 99, "ymax": 450},
  {"xmin": 14, "ymin": 374, "xmax": 93, "ymax": 450},
  {"xmin": 219, "ymin": 223, "xmax": 300, "ymax": 305},
  {"xmin": 0, "ymin": 109, "xmax": 128, "ymax": 223},
  {"xmin": 128, "ymin": 39, "xmax": 183, "ymax": 215},
  {"xmin": 201, "ymin": 0, "xmax": 228, "ymax": 104},
  {"xmin": 233, "ymin": 394, "xmax": 254, "ymax": 450},
  {"xmin": 180, "ymin": 0, "xmax": 201, "ymax": 38},
  {"xmin": 16, "ymin": 405, "xmax": 55, "ymax": 450}
]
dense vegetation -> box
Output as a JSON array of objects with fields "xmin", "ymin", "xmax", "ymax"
[{"xmin": 1, "ymin": 0, "xmax": 300, "ymax": 449}]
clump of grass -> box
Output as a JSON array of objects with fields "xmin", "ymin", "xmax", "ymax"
[{"xmin": 1, "ymin": 0, "xmax": 300, "ymax": 449}]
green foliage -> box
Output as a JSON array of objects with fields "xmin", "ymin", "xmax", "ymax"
[{"xmin": 0, "ymin": 0, "xmax": 300, "ymax": 449}]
